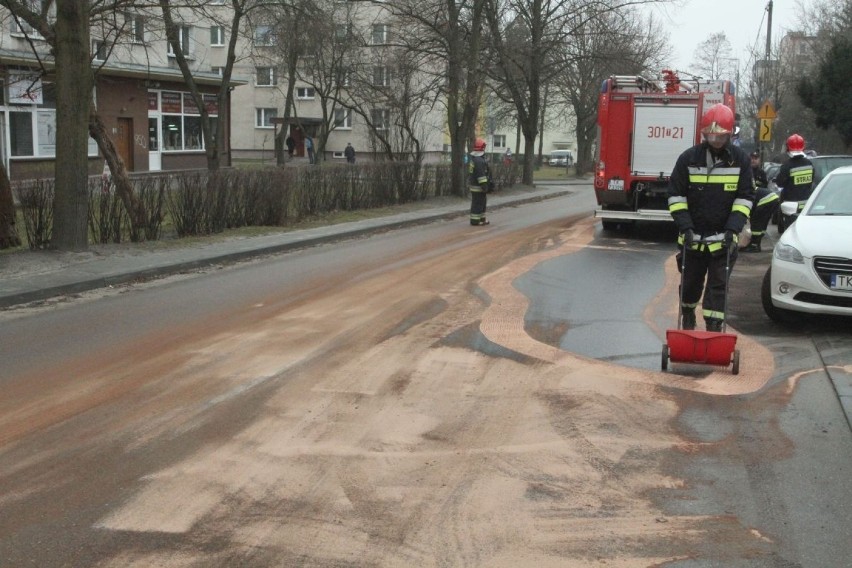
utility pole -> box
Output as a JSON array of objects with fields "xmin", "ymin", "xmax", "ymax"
[{"xmin": 759, "ymin": 0, "xmax": 774, "ymax": 158}]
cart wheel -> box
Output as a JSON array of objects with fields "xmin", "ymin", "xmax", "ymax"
[
  {"xmin": 661, "ymin": 344, "xmax": 669, "ymax": 371},
  {"xmin": 732, "ymin": 349, "xmax": 741, "ymax": 375}
]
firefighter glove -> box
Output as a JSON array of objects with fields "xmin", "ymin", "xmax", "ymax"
[
  {"xmin": 683, "ymin": 229, "xmax": 695, "ymax": 247},
  {"xmin": 724, "ymin": 230, "xmax": 736, "ymax": 249}
]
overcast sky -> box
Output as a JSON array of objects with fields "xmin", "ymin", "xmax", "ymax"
[{"xmin": 643, "ymin": 0, "xmax": 808, "ymax": 74}]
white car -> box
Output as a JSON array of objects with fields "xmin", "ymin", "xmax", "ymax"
[{"xmin": 762, "ymin": 165, "xmax": 852, "ymax": 322}]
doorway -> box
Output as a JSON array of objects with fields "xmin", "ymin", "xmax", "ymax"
[{"xmin": 116, "ymin": 117, "xmax": 134, "ymax": 171}]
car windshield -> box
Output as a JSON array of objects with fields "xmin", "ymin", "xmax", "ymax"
[{"xmin": 807, "ymin": 173, "xmax": 852, "ymax": 215}]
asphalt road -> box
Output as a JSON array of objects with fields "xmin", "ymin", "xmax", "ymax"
[{"xmin": 1, "ymin": 194, "xmax": 850, "ymax": 567}]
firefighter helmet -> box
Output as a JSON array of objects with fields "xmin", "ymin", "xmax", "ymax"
[
  {"xmin": 473, "ymin": 138, "xmax": 487, "ymax": 152},
  {"xmin": 786, "ymin": 133, "xmax": 806, "ymax": 156},
  {"xmin": 700, "ymin": 104, "xmax": 735, "ymax": 135}
]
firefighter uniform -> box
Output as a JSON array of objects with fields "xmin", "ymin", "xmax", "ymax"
[
  {"xmin": 668, "ymin": 142, "xmax": 754, "ymax": 330},
  {"xmin": 743, "ymin": 160, "xmax": 779, "ymax": 252},
  {"xmin": 468, "ymin": 149, "xmax": 492, "ymax": 225},
  {"xmin": 775, "ymin": 154, "xmax": 814, "ymax": 212}
]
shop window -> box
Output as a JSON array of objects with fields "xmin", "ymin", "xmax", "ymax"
[
  {"xmin": 9, "ymin": 112, "xmax": 34, "ymax": 156},
  {"xmin": 162, "ymin": 115, "xmax": 183, "ymax": 150}
]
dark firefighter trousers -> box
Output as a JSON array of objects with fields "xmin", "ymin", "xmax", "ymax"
[
  {"xmin": 750, "ymin": 188, "xmax": 780, "ymax": 236},
  {"xmin": 470, "ymin": 186, "xmax": 487, "ymax": 224},
  {"xmin": 676, "ymin": 247, "xmax": 737, "ymax": 323}
]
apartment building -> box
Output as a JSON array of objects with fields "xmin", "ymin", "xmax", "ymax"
[{"xmin": 0, "ymin": 5, "xmax": 242, "ymax": 180}]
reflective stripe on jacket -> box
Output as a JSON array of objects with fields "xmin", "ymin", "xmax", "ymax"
[{"xmin": 667, "ymin": 142, "xmax": 755, "ymax": 238}]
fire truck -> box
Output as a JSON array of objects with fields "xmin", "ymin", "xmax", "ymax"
[{"xmin": 593, "ymin": 70, "xmax": 736, "ymax": 230}]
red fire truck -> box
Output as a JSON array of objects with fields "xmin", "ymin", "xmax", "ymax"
[{"xmin": 593, "ymin": 70, "xmax": 736, "ymax": 230}]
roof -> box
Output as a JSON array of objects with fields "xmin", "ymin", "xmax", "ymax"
[{"xmin": 0, "ymin": 47, "xmax": 247, "ymax": 87}]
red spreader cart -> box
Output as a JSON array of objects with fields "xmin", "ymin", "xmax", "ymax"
[{"xmin": 662, "ymin": 240, "xmax": 741, "ymax": 375}]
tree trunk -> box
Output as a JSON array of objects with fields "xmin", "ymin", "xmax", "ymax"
[
  {"xmin": 0, "ymin": 160, "xmax": 21, "ymax": 249},
  {"xmin": 89, "ymin": 109, "xmax": 146, "ymax": 241},
  {"xmin": 52, "ymin": 0, "xmax": 92, "ymax": 251}
]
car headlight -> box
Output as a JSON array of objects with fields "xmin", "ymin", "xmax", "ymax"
[{"xmin": 774, "ymin": 243, "xmax": 804, "ymax": 264}]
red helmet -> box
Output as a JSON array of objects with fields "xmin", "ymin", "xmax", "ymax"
[
  {"xmin": 700, "ymin": 104, "xmax": 735, "ymax": 135},
  {"xmin": 786, "ymin": 133, "xmax": 805, "ymax": 155},
  {"xmin": 473, "ymin": 138, "xmax": 487, "ymax": 152}
]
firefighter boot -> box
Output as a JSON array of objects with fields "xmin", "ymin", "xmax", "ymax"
[
  {"xmin": 681, "ymin": 309, "xmax": 696, "ymax": 330},
  {"xmin": 706, "ymin": 318, "xmax": 724, "ymax": 332},
  {"xmin": 741, "ymin": 235, "xmax": 762, "ymax": 253}
]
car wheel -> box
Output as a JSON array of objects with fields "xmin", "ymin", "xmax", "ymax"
[{"xmin": 761, "ymin": 267, "xmax": 798, "ymax": 324}]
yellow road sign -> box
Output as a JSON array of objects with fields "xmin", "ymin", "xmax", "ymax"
[
  {"xmin": 757, "ymin": 101, "xmax": 777, "ymax": 120},
  {"xmin": 759, "ymin": 118, "xmax": 773, "ymax": 141}
]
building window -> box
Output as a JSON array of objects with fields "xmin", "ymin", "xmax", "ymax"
[
  {"xmin": 256, "ymin": 108, "xmax": 277, "ymax": 128},
  {"xmin": 372, "ymin": 23, "xmax": 389, "ymax": 45},
  {"xmin": 92, "ymin": 39, "xmax": 107, "ymax": 61},
  {"xmin": 334, "ymin": 23, "xmax": 352, "ymax": 42},
  {"xmin": 372, "ymin": 66, "xmax": 390, "ymax": 87},
  {"xmin": 371, "ymin": 108, "xmax": 390, "ymax": 131},
  {"xmin": 211, "ymin": 66, "xmax": 224, "ymax": 76},
  {"xmin": 493, "ymin": 134, "xmax": 506, "ymax": 147},
  {"xmin": 10, "ymin": 1, "xmax": 48, "ymax": 38},
  {"xmin": 158, "ymin": 90, "xmax": 218, "ymax": 151},
  {"xmin": 126, "ymin": 13, "xmax": 145, "ymax": 43},
  {"xmin": 296, "ymin": 87, "xmax": 315, "ymax": 100},
  {"xmin": 210, "ymin": 26, "xmax": 224, "ymax": 46},
  {"xmin": 334, "ymin": 108, "xmax": 352, "ymax": 129},
  {"xmin": 254, "ymin": 25, "xmax": 274, "ymax": 46},
  {"xmin": 7, "ymin": 79, "xmax": 97, "ymax": 157},
  {"xmin": 167, "ymin": 25, "xmax": 191, "ymax": 57},
  {"xmin": 256, "ymin": 66, "xmax": 276, "ymax": 86}
]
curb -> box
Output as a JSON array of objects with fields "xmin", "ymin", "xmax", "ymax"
[{"xmin": 1, "ymin": 188, "xmax": 575, "ymax": 308}]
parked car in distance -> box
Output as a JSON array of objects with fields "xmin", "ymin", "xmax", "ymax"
[
  {"xmin": 762, "ymin": 165, "xmax": 852, "ymax": 323},
  {"xmin": 763, "ymin": 162, "xmax": 781, "ymax": 191},
  {"xmin": 809, "ymin": 155, "xmax": 852, "ymax": 188},
  {"xmin": 548, "ymin": 150, "xmax": 574, "ymax": 167}
]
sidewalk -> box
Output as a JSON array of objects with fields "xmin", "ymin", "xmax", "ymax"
[{"xmin": 0, "ymin": 182, "xmax": 584, "ymax": 309}]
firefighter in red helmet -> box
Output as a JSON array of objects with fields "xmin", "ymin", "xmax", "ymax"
[
  {"xmin": 468, "ymin": 137, "xmax": 494, "ymax": 225},
  {"xmin": 774, "ymin": 133, "xmax": 814, "ymax": 233},
  {"xmin": 667, "ymin": 103, "xmax": 755, "ymax": 331}
]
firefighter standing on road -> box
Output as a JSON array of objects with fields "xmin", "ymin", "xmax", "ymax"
[
  {"xmin": 741, "ymin": 151, "xmax": 779, "ymax": 253},
  {"xmin": 468, "ymin": 138, "xmax": 493, "ymax": 226},
  {"xmin": 668, "ymin": 104, "xmax": 754, "ymax": 332},
  {"xmin": 775, "ymin": 133, "xmax": 814, "ymax": 233}
]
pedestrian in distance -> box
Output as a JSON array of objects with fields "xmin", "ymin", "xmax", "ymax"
[
  {"xmin": 468, "ymin": 137, "xmax": 494, "ymax": 226},
  {"xmin": 286, "ymin": 135, "xmax": 296, "ymax": 157},
  {"xmin": 741, "ymin": 151, "xmax": 779, "ymax": 253},
  {"xmin": 344, "ymin": 142, "xmax": 356, "ymax": 164},
  {"xmin": 305, "ymin": 135, "xmax": 315, "ymax": 164},
  {"xmin": 503, "ymin": 147, "xmax": 513, "ymax": 165},
  {"xmin": 667, "ymin": 103, "xmax": 755, "ymax": 332}
]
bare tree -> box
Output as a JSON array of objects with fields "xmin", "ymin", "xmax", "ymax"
[
  {"xmin": 0, "ymin": 0, "xmax": 148, "ymax": 250},
  {"xmin": 552, "ymin": 6, "xmax": 667, "ymax": 174},
  {"xmin": 690, "ymin": 32, "xmax": 734, "ymax": 80}
]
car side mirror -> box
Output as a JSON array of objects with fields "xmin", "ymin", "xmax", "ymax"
[{"xmin": 780, "ymin": 201, "xmax": 799, "ymax": 216}]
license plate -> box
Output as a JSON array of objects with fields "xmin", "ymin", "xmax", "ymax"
[
  {"xmin": 607, "ymin": 179, "xmax": 624, "ymax": 191},
  {"xmin": 830, "ymin": 273, "xmax": 852, "ymax": 290}
]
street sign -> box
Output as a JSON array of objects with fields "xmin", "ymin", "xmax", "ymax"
[
  {"xmin": 757, "ymin": 101, "xmax": 777, "ymax": 120},
  {"xmin": 759, "ymin": 118, "xmax": 773, "ymax": 142}
]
